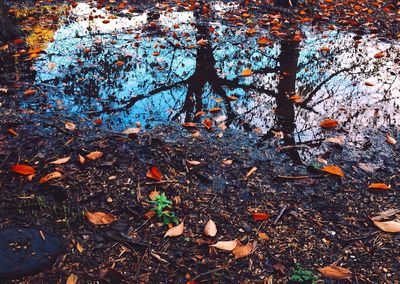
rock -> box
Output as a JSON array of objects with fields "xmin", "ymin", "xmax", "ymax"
[{"xmin": 0, "ymin": 227, "xmax": 63, "ymax": 280}]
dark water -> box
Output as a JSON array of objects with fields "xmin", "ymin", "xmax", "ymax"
[{"xmin": 6, "ymin": 2, "xmax": 400, "ymax": 153}]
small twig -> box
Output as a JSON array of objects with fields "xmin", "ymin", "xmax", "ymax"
[
  {"xmin": 277, "ymin": 175, "xmax": 310, "ymax": 179},
  {"xmin": 190, "ymin": 265, "xmax": 228, "ymax": 282},
  {"xmin": 274, "ymin": 205, "xmax": 288, "ymax": 225},
  {"xmin": 144, "ymin": 179, "xmax": 178, "ymax": 185}
]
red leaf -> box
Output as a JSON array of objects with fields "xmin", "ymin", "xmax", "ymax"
[
  {"xmin": 146, "ymin": 166, "xmax": 162, "ymax": 181},
  {"xmin": 252, "ymin": 212, "xmax": 270, "ymax": 221},
  {"xmin": 11, "ymin": 164, "xmax": 36, "ymax": 175}
]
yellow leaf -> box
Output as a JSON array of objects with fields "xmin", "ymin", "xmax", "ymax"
[
  {"xmin": 76, "ymin": 242, "xmax": 83, "ymax": 253},
  {"xmin": 321, "ymin": 165, "xmax": 344, "ymax": 177},
  {"xmin": 209, "ymin": 240, "xmax": 238, "ymax": 251},
  {"xmin": 85, "ymin": 151, "xmax": 103, "ymax": 160},
  {"xmin": 85, "ymin": 211, "xmax": 115, "ymax": 225},
  {"xmin": 232, "ymin": 242, "xmax": 254, "ymax": 259},
  {"xmin": 164, "ymin": 221, "xmax": 184, "ymax": 237},
  {"xmin": 318, "ymin": 265, "xmax": 352, "ymax": 280},
  {"xmin": 66, "ymin": 274, "xmax": 78, "ymax": 284},
  {"xmin": 204, "ymin": 219, "xmax": 217, "ymax": 237}
]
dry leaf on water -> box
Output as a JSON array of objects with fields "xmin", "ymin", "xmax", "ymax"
[
  {"xmin": 204, "ymin": 219, "xmax": 217, "ymax": 237},
  {"xmin": 39, "ymin": 171, "xmax": 62, "ymax": 184},
  {"xmin": 372, "ymin": 219, "xmax": 400, "ymax": 233},
  {"xmin": 65, "ymin": 122, "xmax": 76, "ymax": 131},
  {"xmin": 318, "ymin": 265, "xmax": 352, "ymax": 280},
  {"xmin": 85, "ymin": 151, "xmax": 103, "ymax": 160},
  {"xmin": 232, "ymin": 242, "xmax": 254, "ymax": 259},
  {"xmin": 321, "ymin": 165, "xmax": 344, "ymax": 177},
  {"xmin": 368, "ymin": 183, "xmax": 391, "ymax": 190},
  {"xmin": 10, "ymin": 164, "xmax": 36, "ymax": 175},
  {"xmin": 85, "ymin": 211, "xmax": 115, "ymax": 225},
  {"xmin": 146, "ymin": 166, "xmax": 162, "ymax": 181},
  {"xmin": 210, "ymin": 239, "xmax": 238, "ymax": 251},
  {"xmin": 50, "ymin": 156, "xmax": 71, "ymax": 165},
  {"xmin": 320, "ymin": 119, "xmax": 338, "ymax": 128},
  {"xmin": 164, "ymin": 221, "xmax": 184, "ymax": 237},
  {"xmin": 66, "ymin": 274, "xmax": 78, "ymax": 284}
]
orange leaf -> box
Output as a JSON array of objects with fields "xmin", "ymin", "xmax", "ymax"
[
  {"xmin": 66, "ymin": 274, "xmax": 78, "ymax": 284},
  {"xmin": 209, "ymin": 107, "xmax": 221, "ymax": 113},
  {"xmin": 164, "ymin": 221, "xmax": 184, "ymax": 237},
  {"xmin": 85, "ymin": 151, "xmax": 103, "ymax": 160},
  {"xmin": 50, "ymin": 156, "xmax": 71, "ymax": 165},
  {"xmin": 202, "ymin": 118, "xmax": 212, "ymax": 129},
  {"xmin": 368, "ymin": 183, "xmax": 391, "ymax": 190},
  {"xmin": 182, "ymin": 122, "xmax": 197, "ymax": 128},
  {"xmin": 232, "ymin": 242, "xmax": 254, "ymax": 259},
  {"xmin": 7, "ymin": 128, "xmax": 17, "ymax": 136},
  {"xmin": 318, "ymin": 265, "xmax": 352, "ymax": 280},
  {"xmin": 144, "ymin": 210, "xmax": 157, "ymax": 219},
  {"xmin": 85, "ymin": 211, "xmax": 115, "ymax": 225},
  {"xmin": 374, "ymin": 52, "xmax": 385, "ymax": 59},
  {"xmin": 386, "ymin": 133, "xmax": 397, "ymax": 145},
  {"xmin": 94, "ymin": 118, "xmax": 103, "ymax": 125},
  {"xmin": 320, "ymin": 119, "xmax": 338, "ymax": 128},
  {"xmin": 65, "ymin": 121, "xmax": 76, "ymax": 131},
  {"xmin": 204, "ymin": 219, "xmax": 217, "ymax": 237},
  {"xmin": 146, "ymin": 166, "xmax": 162, "ymax": 181},
  {"xmin": 319, "ymin": 47, "xmax": 331, "ymax": 52},
  {"xmin": 222, "ymin": 159, "xmax": 233, "ymax": 165},
  {"xmin": 78, "ymin": 154, "xmax": 86, "ymax": 165},
  {"xmin": 24, "ymin": 89, "xmax": 37, "ymax": 96},
  {"xmin": 252, "ymin": 212, "xmax": 270, "ymax": 221},
  {"xmin": 321, "ymin": 165, "xmax": 344, "ymax": 177},
  {"xmin": 11, "ymin": 164, "xmax": 36, "ymax": 175},
  {"xmin": 148, "ymin": 190, "xmax": 160, "ymax": 200},
  {"xmin": 39, "ymin": 171, "xmax": 62, "ymax": 184},
  {"xmin": 240, "ymin": 69, "xmax": 253, "ymax": 77},
  {"xmin": 209, "ymin": 240, "xmax": 238, "ymax": 251},
  {"xmin": 372, "ymin": 219, "xmax": 400, "ymax": 233},
  {"xmin": 115, "ymin": 60, "xmax": 124, "ymax": 66}
]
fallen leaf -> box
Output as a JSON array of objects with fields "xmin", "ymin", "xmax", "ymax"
[
  {"xmin": 258, "ymin": 232, "xmax": 269, "ymax": 240},
  {"xmin": 85, "ymin": 211, "xmax": 115, "ymax": 225},
  {"xmin": 245, "ymin": 167, "xmax": 257, "ymax": 178},
  {"xmin": 365, "ymin": 81, "xmax": 375, "ymax": 86},
  {"xmin": 164, "ymin": 221, "xmax": 184, "ymax": 237},
  {"xmin": 372, "ymin": 219, "xmax": 400, "ymax": 233},
  {"xmin": 85, "ymin": 151, "xmax": 103, "ymax": 160},
  {"xmin": 76, "ymin": 243, "xmax": 83, "ymax": 253},
  {"xmin": 78, "ymin": 154, "xmax": 86, "ymax": 165},
  {"xmin": 148, "ymin": 190, "xmax": 160, "ymax": 200},
  {"xmin": 65, "ymin": 122, "xmax": 76, "ymax": 131},
  {"xmin": 182, "ymin": 122, "xmax": 197, "ymax": 128},
  {"xmin": 202, "ymin": 118, "xmax": 212, "ymax": 129},
  {"xmin": 210, "ymin": 239, "xmax": 238, "ymax": 251},
  {"xmin": 115, "ymin": 60, "xmax": 124, "ymax": 66},
  {"xmin": 204, "ymin": 219, "xmax": 217, "ymax": 237},
  {"xmin": 320, "ymin": 119, "xmax": 338, "ymax": 128},
  {"xmin": 358, "ymin": 162, "xmax": 379, "ymax": 173},
  {"xmin": 368, "ymin": 183, "xmax": 391, "ymax": 190},
  {"xmin": 39, "ymin": 171, "xmax": 62, "ymax": 184},
  {"xmin": 146, "ymin": 166, "xmax": 162, "ymax": 181},
  {"xmin": 240, "ymin": 69, "xmax": 253, "ymax": 77},
  {"xmin": 374, "ymin": 51, "xmax": 385, "ymax": 59},
  {"xmin": 325, "ymin": 135, "xmax": 345, "ymax": 145},
  {"xmin": 222, "ymin": 159, "xmax": 233, "ymax": 165},
  {"xmin": 122, "ymin": 127, "xmax": 140, "ymax": 135},
  {"xmin": 321, "ymin": 165, "xmax": 344, "ymax": 177},
  {"xmin": 232, "ymin": 242, "xmax": 254, "ymax": 259},
  {"xmin": 24, "ymin": 89, "xmax": 37, "ymax": 96},
  {"xmin": 318, "ymin": 265, "xmax": 352, "ymax": 280},
  {"xmin": 50, "ymin": 156, "xmax": 71, "ymax": 165},
  {"xmin": 252, "ymin": 212, "xmax": 270, "ymax": 221},
  {"xmin": 319, "ymin": 46, "xmax": 331, "ymax": 52},
  {"xmin": 7, "ymin": 128, "xmax": 17, "ymax": 136},
  {"xmin": 10, "ymin": 164, "xmax": 36, "ymax": 175},
  {"xmin": 371, "ymin": 209, "xmax": 400, "ymax": 221},
  {"xmin": 144, "ymin": 210, "xmax": 157, "ymax": 219},
  {"xmin": 386, "ymin": 133, "xmax": 397, "ymax": 145},
  {"xmin": 66, "ymin": 274, "xmax": 78, "ymax": 284},
  {"xmin": 209, "ymin": 107, "xmax": 221, "ymax": 113},
  {"xmin": 196, "ymin": 38, "xmax": 208, "ymax": 46},
  {"xmin": 186, "ymin": 160, "xmax": 201, "ymax": 166}
]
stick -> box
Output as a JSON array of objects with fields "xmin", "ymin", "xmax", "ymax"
[{"xmin": 274, "ymin": 205, "xmax": 287, "ymax": 225}]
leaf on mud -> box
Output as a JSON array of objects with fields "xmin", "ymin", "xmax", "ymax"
[
  {"xmin": 374, "ymin": 52, "xmax": 385, "ymax": 59},
  {"xmin": 164, "ymin": 221, "xmax": 184, "ymax": 237},
  {"xmin": 7, "ymin": 128, "xmax": 17, "ymax": 136},
  {"xmin": 186, "ymin": 160, "xmax": 201, "ymax": 166},
  {"xmin": 144, "ymin": 210, "xmax": 157, "ymax": 219},
  {"xmin": 11, "ymin": 164, "xmax": 36, "ymax": 175},
  {"xmin": 50, "ymin": 156, "xmax": 71, "ymax": 165},
  {"xmin": 371, "ymin": 209, "xmax": 400, "ymax": 221},
  {"xmin": 182, "ymin": 122, "xmax": 197, "ymax": 128},
  {"xmin": 39, "ymin": 171, "xmax": 62, "ymax": 184},
  {"xmin": 148, "ymin": 190, "xmax": 160, "ymax": 200},
  {"xmin": 65, "ymin": 121, "xmax": 76, "ymax": 131},
  {"xmin": 78, "ymin": 154, "xmax": 86, "ymax": 165},
  {"xmin": 318, "ymin": 265, "xmax": 352, "ymax": 280},
  {"xmin": 24, "ymin": 89, "xmax": 37, "ymax": 96},
  {"xmin": 386, "ymin": 133, "xmax": 397, "ymax": 145},
  {"xmin": 202, "ymin": 118, "xmax": 213, "ymax": 129},
  {"xmin": 76, "ymin": 242, "xmax": 83, "ymax": 253},
  {"xmin": 204, "ymin": 219, "xmax": 217, "ymax": 237},
  {"xmin": 209, "ymin": 107, "xmax": 221, "ymax": 113},
  {"xmin": 122, "ymin": 127, "xmax": 140, "ymax": 135},
  {"xmin": 372, "ymin": 220, "xmax": 400, "ymax": 233},
  {"xmin": 245, "ymin": 167, "xmax": 257, "ymax": 178},
  {"xmin": 319, "ymin": 46, "xmax": 331, "ymax": 52},
  {"xmin": 320, "ymin": 119, "xmax": 338, "ymax": 128},
  {"xmin": 240, "ymin": 69, "xmax": 253, "ymax": 77},
  {"xmin": 222, "ymin": 159, "xmax": 233, "ymax": 165},
  {"xmin": 66, "ymin": 274, "xmax": 78, "ymax": 284},
  {"xmin": 252, "ymin": 212, "xmax": 270, "ymax": 221},
  {"xmin": 325, "ymin": 135, "xmax": 345, "ymax": 145},
  {"xmin": 85, "ymin": 211, "xmax": 116, "ymax": 225},
  {"xmin": 321, "ymin": 165, "xmax": 344, "ymax": 177},
  {"xmin": 368, "ymin": 183, "xmax": 391, "ymax": 190},
  {"xmin": 233, "ymin": 242, "xmax": 254, "ymax": 259},
  {"xmin": 85, "ymin": 151, "xmax": 103, "ymax": 160},
  {"xmin": 146, "ymin": 166, "xmax": 162, "ymax": 181},
  {"xmin": 210, "ymin": 239, "xmax": 238, "ymax": 251}
]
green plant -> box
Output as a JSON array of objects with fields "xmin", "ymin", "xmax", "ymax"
[
  {"xmin": 150, "ymin": 193, "xmax": 179, "ymax": 225},
  {"xmin": 290, "ymin": 264, "xmax": 318, "ymax": 283}
]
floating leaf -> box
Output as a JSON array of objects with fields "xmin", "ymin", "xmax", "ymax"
[
  {"xmin": 252, "ymin": 212, "xmax": 270, "ymax": 221},
  {"xmin": 320, "ymin": 119, "xmax": 338, "ymax": 128},
  {"xmin": 232, "ymin": 242, "xmax": 254, "ymax": 259},
  {"xmin": 210, "ymin": 240, "xmax": 238, "ymax": 251},
  {"xmin": 368, "ymin": 183, "xmax": 391, "ymax": 190},
  {"xmin": 240, "ymin": 69, "xmax": 253, "ymax": 77},
  {"xmin": 372, "ymin": 220, "xmax": 400, "ymax": 233},
  {"xmin": 321, "ymin": 165, "xmax": 344, "ymax": 177},
  {"xmin": 164, "ymin": 221, "xmax": 184, "ymax": 237},
  {"xmin": 39, "ymin": 171, "xmax": 62, "ymax": 184},
  {"xmin": 85, "ymin": 211, "xmax": 115, "ymax": 225},
  {"xmin": 318, "ymin": 266, "xmax": 352, "ymax": 280},
  {"xmin": 85, "ymin": 151, "xmax": 103, "ymax": 160},
  {"xmin": 50, "ymin": 156, "xmax": 71, "ymax": 165},
  {"xmin": 11, "ymin": 164, "xmax": 36, "ymax": 175},
  {"xmin": 146, "ymin": 166, "xmax": 162, "ymax": 181},
  {"xmin": 204, "ymin": 219, "xmax": 217, "ymax": 237},
  {"xmin": 65, "ymin": 122, "xmax": 76, "ymax": 131},
  {"xmin": 66, "ymin": 274, "xmax": 78, "ymax": 284}
]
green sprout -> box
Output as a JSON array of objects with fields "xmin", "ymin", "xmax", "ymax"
[
  {"xmin": 150, "ymin": 193, "xmax": 179, "ymax": 225},
  {"xmin": 290, "ymin": 264, "xmax": 318, "ymax": 283}
]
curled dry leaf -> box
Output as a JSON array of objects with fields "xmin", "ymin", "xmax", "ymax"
[
  {"xmin": 204, "ymin": 219, "xmax": 217, "ymax": 237},
  {"xmin": 371, "ymin": 209, "xmax": 400, "ymax": 221},
  {"xmin": 85, "ymin": 151, "xmax": 103, "ymax": 160},
  {"xmin": 146, "ymin": 166, "xmax": 162, "ymax": 181},
  {"xmin": 85, "ymin": 211, "xmax": 116, "ymax": 225},
  {"xmin": 240, "ymin": 69, "xmax": 253, "ymax": 77},
  {"xmin": 318, "ymin": 265, "xmax": 352, "ymax": 280},
  {"xmin": 209, "ymin": 107, "xmax": 221, "ymax": 113},
  {"xmin": 368, "ymin": 183, "xmax": 391, "ymax": 190},
  {"xmin": 210, "ymin": 239, "xmax": 238, "ymax": 251},
  {"xmin": 65, "ymin": 121, "xmax": 76, "ymax": 131},
  {"xmin": 372, "ymin": 219, "xmax": 400, "ymax": 233},
  {"xmin": 66, "ymin": 274, "xmax": 78, "ymax": 284},
  {"xmin": 11, "ymin": 164, "xmax": 36, "ymax": 175},
  {"xmin": 320, "ymin": 119, "xmax": 338, "ymax": 128},
  {"xmin": 50, "ymin": 156, "xmax": 71, "ymax": 165},
  {"xmin": 374, "ymin": 51, "xmax": 385, "ymax": 59},
  {"xmin": 386, "ymin": 133, "xmax": 397, "ymax": 145},
  {"xmin": 39, "ymin": 171, "xmax": 62, "ymax": 184},
  {"xmin": 252, "ymin": 212, "xmax": 270, "ymax": 221},
  {"xmin": 321, "ymin": 165, "xmax": 344, "ymax": 177},
  {"xmin": 164, "ymin": 221, "xmax": 184, "ymax": 237},
  {"xmin": 232, "ymin": 242, "xmax": 254, "ymax": 259}
]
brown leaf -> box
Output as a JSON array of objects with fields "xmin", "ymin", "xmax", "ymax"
[
  {"xmin": 144, "ymin": 210, "xmax": 157, "ymax": 219},
  {"xmin": 146, "ymin": 166, "xmax": 162, "ymax": 181},
  {"xmin": 372, "ymin": 219, "xmax": 400, "ymax": 233},
  {"xmin": 371, "ymin": 209, "xmax": 400, "ymax": 221},
  {"xmin": 186, "ymin": 160, "xmax": 201, "ymax": 166},
  {"xmin": 368, "ymin": 183, "xmax": 391, "ymax": 190},
  {"xmin": 76, "ymin": 243, "xmax": 84, "ymax": 253},
  {"xmin": 122, "ymin": 127, "xmax": 140, "ymax": 135},
  {"xmin": 318, "ymin": 265, "xmax": 352, "ymax": 280},
  {"xmin": 252, "ymin": 212, "xmax": 270, "ymax": 221},
  {"xmin": 221, "ymin": 159, "xmax": 233, "ymax": 165},
  {"xmin": 7, "ymin": 128, "xmax": 17, "ymax": 136},
  {"xmin": 39, "ymin": 171, "xmax": 62, "ymax": 184},
  {"xmin": 325, "ymin": 135, "xmax": 345, "ymax": 145},
  {"xmin": 85, "ymin": 211, "xmax": 116, "ymax": 225},
  {"xmin": 10, "ymin": 164, "xmax": 36, "ymax": 175},
  {"xmin": 50, "ymin": 156, "xmax": 71, "ymax": 165},
  {"xmin": 65, "ymin": 121, "xmax": 76, "ymax": 131},
  {"xmin": 66, "ymin": 274, "xmax": 78, "ymax": 284},
  {"xmin": 245, "ymin": 167, "xmax": 257, "ymax": 178},
  {"xmin": 204, "ymin": 219, "xmax": 217, "ymax": 237},
  {"xmin": 321, "ymin": 165, "xmax": 344, "ymax": 177},
  {"xmin": 374, "ymin": 51, "xmax": 385, "ymax": 59},
  {"xmin": 232, "ymin": 242, "xmax": 254, "ymax": 259},
  {"xmin": 78, "ymin": 154, "xmax": 86, "ymax": 165},
  {"xmin": 148, "ymin": 190, "xmax": 160, "ymax": 200},
  {"xmin": 320, "ymin": 119, "xmax": 338, "ymax": 128},
  {"xmin": 386, "ymin": 133, "xmax": 397, "ymax": 145},
  {"xmin": 209, "ymin": 107, "xmax": 221, "ymax": 113},
  {"xmin": 182, "ymin": 122, "xmax": 197, "ymax": 128},
  {"xmin": 319, "ymin": 46, "xmax": 330, "ymax": 52},
  {"xmin": 202, "ymin": 118, "xmax": 212, "ymax": 129},
  {"xmin": 164, "ymin": 221, "xmax": 184, "ymax": 237},
  {"xmin": 85, "ymin": 151, "xmax": 103, "ymax": 160},
  {"xmin": 24, "ymin": 89, "xmax": 37, "ymax": 96},
  {"xmin": 209, "ymin": 239, "xmax": 238, "ymax": 251},
  {"xmin": 258, "ymin": 232, "xmax": 269, "ymax": 240}
]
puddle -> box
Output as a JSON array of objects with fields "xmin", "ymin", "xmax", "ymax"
[{"xmin": 4, "ymin": 1, "xmax": 400, "ymax": 158}]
